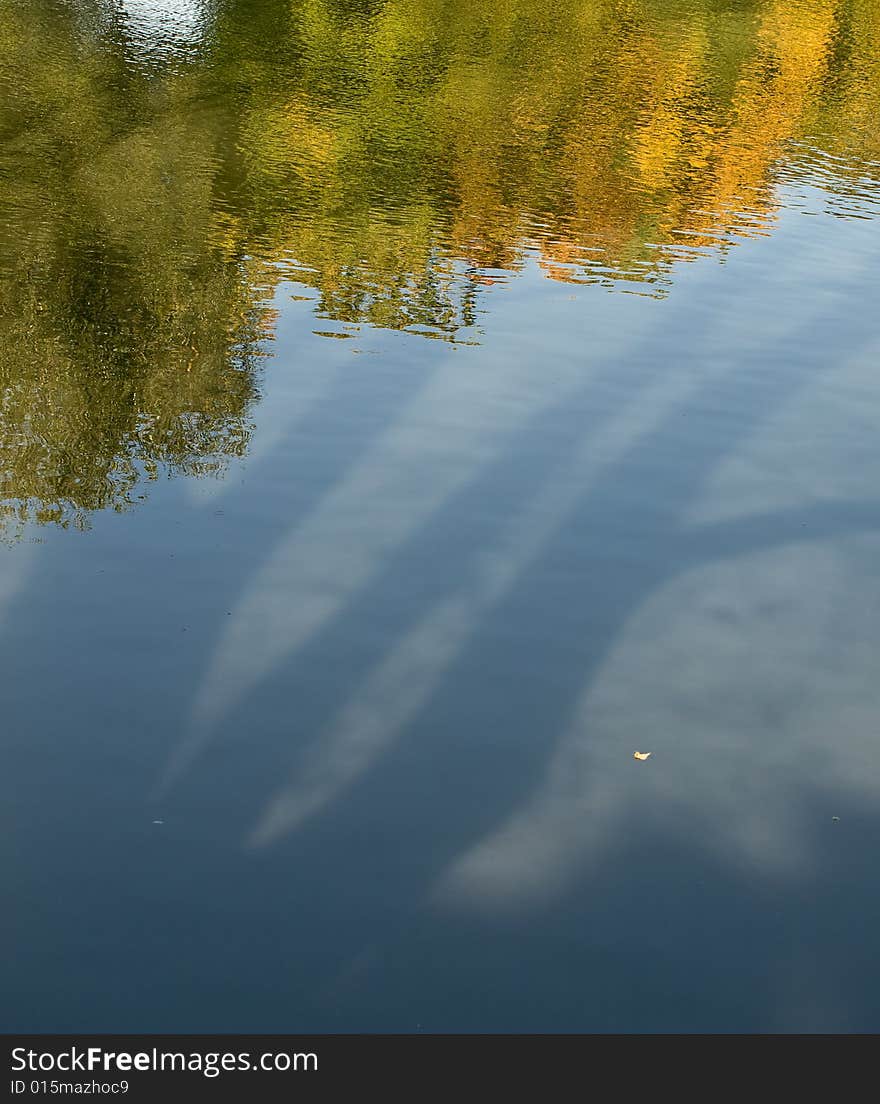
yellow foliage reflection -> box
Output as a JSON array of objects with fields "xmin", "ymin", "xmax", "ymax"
[{"xmin": 1, "ymin": 0, "xmax": 879, "ymax": 531}]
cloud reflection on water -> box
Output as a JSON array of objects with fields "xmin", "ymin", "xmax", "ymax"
[{"xmin": 151, "ymin": 197, "xmax": 880, "ymax": 928}]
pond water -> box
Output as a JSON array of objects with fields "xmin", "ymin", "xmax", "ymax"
[{"xmin": 2, "ymin": 0, "xmax": 880, "ymax": 1032}]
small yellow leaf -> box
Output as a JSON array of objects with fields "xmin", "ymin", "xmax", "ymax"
[{"xmin": 633, "ymin": 751, "xmax": 652, "ymax": 761}]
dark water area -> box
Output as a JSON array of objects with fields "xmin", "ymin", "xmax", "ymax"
[{"xmin": 2, "ymin": 0, "xmax": 880, "ymax": 1032}]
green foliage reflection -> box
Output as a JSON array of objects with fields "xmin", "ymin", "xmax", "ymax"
[{"xmin": 1, "ymin": 0, "xmax": 878, "ymax": 530}]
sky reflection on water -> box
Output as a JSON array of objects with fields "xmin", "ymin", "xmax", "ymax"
[{"xmin": 2, "ymin": 0, "xmax": 880, "ymax": 1032}]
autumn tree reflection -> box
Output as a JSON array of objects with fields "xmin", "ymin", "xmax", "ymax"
[
  {"xmin": 1, "ymin": 0, "xmax": 878, "ymax": 532},
  {"xmin": 224, "ymin": 0, "xmax": 879, "ymax": 292}
]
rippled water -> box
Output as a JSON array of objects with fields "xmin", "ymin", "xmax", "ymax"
[{"xmin": 3, "ymin": 0, "xmax": 880, "ymax": 1031}]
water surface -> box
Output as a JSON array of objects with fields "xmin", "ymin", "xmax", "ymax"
[{"xmin": 3, "ymin": 0, "xmax": 880, "ymax": 1031}]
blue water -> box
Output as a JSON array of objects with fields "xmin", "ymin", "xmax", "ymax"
[{"xmin": 3, "ymin": 0, "xmax": 880, "ymax": 1032}]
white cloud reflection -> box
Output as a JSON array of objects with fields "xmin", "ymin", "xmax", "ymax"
[
  {"xmin": 160, "ymin": 289, "xmax": 664, "ymax": 790},
  {"xmin": 433, "ymin": 535, "xmax": 880, "ymax": 912},
  {"xmin": 246, "ymin": 347, "xmax": 734, "ymax": 847},
  {"xmin": 158, "ymin": 200, "xmax": 880, "ymax": 921}
]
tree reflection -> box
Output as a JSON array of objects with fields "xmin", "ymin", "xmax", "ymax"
[
  {"xmin": 1, "ymin": 0, "xmax": 879, "ymax": 532},
  {"xmin": 0, "ymin": 0, "xmax": 267, "ymax": 534}
]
